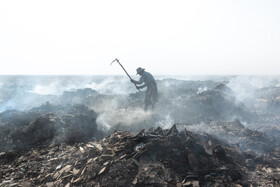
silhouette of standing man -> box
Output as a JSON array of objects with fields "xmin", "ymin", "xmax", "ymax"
[{"xmin": 131, "ymin": 67, "xmax": 158, "ymax": 111}]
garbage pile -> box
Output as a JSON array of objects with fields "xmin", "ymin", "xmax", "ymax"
[
  {"xmin": 126, "ymin": 82, "xmax": 249, "ymax": 125},
  {"xmin": 1, "ymin": 125, "xmax": 279, "ymax": 186},
  {"xmin": 0, "ymin": 104, "xmax": 99, "ymax": 152},
  {"xmin": 1, "ymin": 76, "xmax": 280, "ymax": 186},
  {"xmin": 186, "ymin": 119, "xmax": 280, "ymax": 154},
  {"xmin": 255, "ymin": 86, "xmax": 280, "ymax": 109}
]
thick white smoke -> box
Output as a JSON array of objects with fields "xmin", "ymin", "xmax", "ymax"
[
  {"xmin": 96, "ymin": 108, "xmax": 154, "ymax": 133},
  {"xmin": 86, "ymin": 76, "xmax": 136, "ymax": 95},
  {"xmin": 227, "ymin": 75, "xmax": 279, "ymax": 103},
  {"xmin": 155, "ymin": 114, "xmax": 175, "ymax": 129},
  {"xmin": 1, "ymin": 75, "xmax": 279, "ymax": 133}
]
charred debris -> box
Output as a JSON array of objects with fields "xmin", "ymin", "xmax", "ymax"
[{"xmin": 0, "ymin": 78, "xmax": 280, "ymax": 186}]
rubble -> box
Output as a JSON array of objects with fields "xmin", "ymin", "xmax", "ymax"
[
  {"xmin": 1, "ymin": 125, "xmax": 279, "ymax": 186},
  {"xmin": 0, "ymin": 104, "xmax": 99, "ymax": 152},
  {"xmin": 148, "ymin": 80, "xmax": 251, "ymax": 124},
  {"xmin": 1, "ymin": 76, "xmax": 280, "ymax": 186}
]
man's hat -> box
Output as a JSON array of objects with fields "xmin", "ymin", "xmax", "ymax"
[{"xmin": 136, "ymin": 67, "xmax": 145, "ymax": 75}]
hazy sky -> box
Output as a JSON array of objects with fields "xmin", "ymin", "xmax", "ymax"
[{"xmin": 0, "ymin": 0, "xmax": 279, "ymax": 75}]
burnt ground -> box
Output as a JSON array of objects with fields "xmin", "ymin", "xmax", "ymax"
[{"xmin": 0, "ymin": 78, "xmax": 280, "ymax": 186}]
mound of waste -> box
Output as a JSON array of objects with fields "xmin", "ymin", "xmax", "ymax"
[
  {"xmin": 0, "ymin": 103, "xmax": 99, "ymax": 152},
  {"xmin": 186, "ymin": 119, "xmax": 280, "ymax": 154},
  {"xmin": 170, "ymin": 89, "xmax": 249, "ymax": 123},
  {"xmin": 1, "ymin": 125, "xmax": 279, "ymax": 186}
]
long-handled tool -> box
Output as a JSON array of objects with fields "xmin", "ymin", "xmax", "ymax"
[{"xmin": 111, "ymin": 58, "xmax": 140, "ymax": 92}]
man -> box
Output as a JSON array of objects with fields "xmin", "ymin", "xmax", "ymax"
[{"xmin": 131, "ymin": 67, "xmax": 158, "ymax": 111}]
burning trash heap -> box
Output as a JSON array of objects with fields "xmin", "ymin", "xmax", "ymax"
[
  {"xmin": 0, "ymin": 77, "xmax": 280, "ymax": 186},
  {"xmin": 1, "ymin": 121, "xmax": 280, "ymax": 186}
]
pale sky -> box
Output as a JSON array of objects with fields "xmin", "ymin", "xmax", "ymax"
[{"xmin": 0, "ymin": 0, "xmax": 279, "ymax": 75}]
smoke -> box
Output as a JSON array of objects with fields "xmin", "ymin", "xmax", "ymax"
[
  {"xmin": 1, "ymin": 75, "xmax": 279, "ymax": 147},
  {"xmin": 0, "ymin": 75, "xmax": 260, "ymax": 113},
  {"xmin": 186, "ymin": 122, "xmax": 240, "ymax": 144},
  {"xmin": 96, "ymin": 108, "xmax": 154, "ymax": 133},
  {"xmin": 155, "ymin": 114, "xmax": 174, "ymax": 129},
  {"xmin": 28, "ymin": 81, "xmax": 79, "ymax": 95},
  {"xmin": 0, "ymin": 81, "xmax": 4, "ymax": 108},
  {"xmin": 227, "ymin": 75, "xmax": 279, "ymax": 103},
  {"xmin": 27, "ymin": 75, "xmax": 138, "ymax": 96},
  {"xmin": 86, "ymin": 76, "xmax": 136, "ymax": 95},
  {"xmin": 96, "ymin": 113, "xmax": 111, "ymax": 132},
  {"xmin": 0, "ymin": 75, "xmax": 279, "ymax": 158},
  {"xmin": 187, "ymin": 123, "xmax": 218, "ymax": 135},
  {"xmin": 197, "ymin": 86, "xmax": 208, "ymax": 94},
  {"xmin": 0, "ymin": 76, "xmax": 137, "ymax": 112}
]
